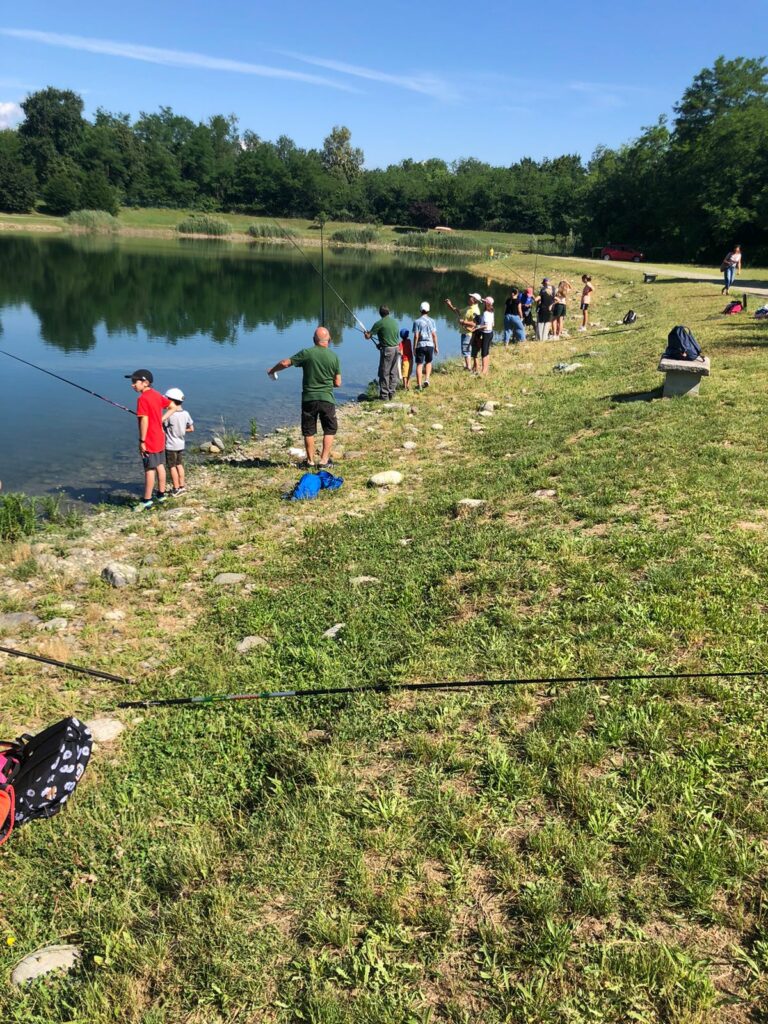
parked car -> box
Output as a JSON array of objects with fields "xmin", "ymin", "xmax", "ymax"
[{"xmin": 600, "ymin": 244, "xmax": 644, "ymax": 262}]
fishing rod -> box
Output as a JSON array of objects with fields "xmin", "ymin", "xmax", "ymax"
[
  {"xmin": 118, "ymin": 668, "xmax": 766, "ymax": 709},
  {"xmin": 0, "ymin": 349, "xmax": 136, "ymax": 416},
  {"xmin": 0, "ymin": 645, "xmax": 133, "ymax": 684},
  {"xmin": 273, "ymin": 221, "xmax": 370, "ymax": 335}
]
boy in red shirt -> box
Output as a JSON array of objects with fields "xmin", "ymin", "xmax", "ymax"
[{"xmin": 125, "ymin": 369, "xmax": 170, "ymax": 511}]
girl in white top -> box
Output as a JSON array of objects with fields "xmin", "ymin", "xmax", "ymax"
[
  {"xmin": 722, "ymin": 245, "xmax": 742, "ymax": 295},
  {"xmin": 472, "ymin": 297, "xmax": 495, "ymax": 376}
]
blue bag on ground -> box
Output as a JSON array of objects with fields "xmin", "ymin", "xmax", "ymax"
[
  {"xmin": 287, "ymin": 470, "xmax": 344, "ymax": 501},
  {"xmin": 664, "ymin": 325, "xmax": 702, "ymax": 361}
]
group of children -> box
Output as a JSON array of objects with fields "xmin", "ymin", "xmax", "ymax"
[
  {"xmin": 502, "ymin": 274, "xmax": 595, "ymax": 344},
  {"xmin": 126, "ymin": 369, "xmax": 194, "ymax": 511}
]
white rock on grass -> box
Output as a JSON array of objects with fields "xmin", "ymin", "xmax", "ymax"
[
  {"xmin": 322, "ymin": 623, "xmax": 345, "ymax": 640},
  {"xmin": 101, "ymin": 563, "xmax": 138, "ymax": 589},
  {"xmin": 431, "ymin": 423, "xmax": 444, "ymax": 431},
  {"xmin": 478, "ymin": 410, "xmax": 494, "ymax": 418},
  {"xmin": 104, "ymin": 609, "xmax": 126, "ymax": 622},
  {"xmin": 380, "ymin": 402, "xmax": 411, "ymax": 411},
  {"xmin": 211, "ymin": 435, "xmax": 225, "ymax": 449},
  {"xmin": 236, "ymin": 635, "xmax": 269, "ymax": 654},
  {"xmin": 456, "ymin": 499, "xmax": 486, "ymax": 514},
  {"xmin": 11, "ymin": 945, "xmax": 81, "ymax": 986},
  {"xmin": 402, "ymin": 441, "xmax": 417, "ymax": 450},
  {"xmin": 38, "ymin": 618, "xmax": 68, "ymax": 632},
  {"xmin": 398, "ymin": 537, "xmax": 413, "ymax": 546},
  {"xmin": 350, "ymin": 576, "xmax": 380, "ymax": 585},
  {"xmin": 479, "ymin": 401, "xmax": 500, "ymax": 412},
  {"xmin": 369, "ymin": 471, "xmax": 403, "ymax": 487},
  {"xmin": 87, "ymin": 717, "xmax": 125, "ymax": 743},
  {"xmin": 212, "ymin": 572, "xmax": 246, "ymax": 586},
  {"xmin": 534, "ymin": 489, "xmax": 558, "ymax": 499},
  {"xmin": 288, "ymin": 447, "xmax": 305, "ymax": 458}
]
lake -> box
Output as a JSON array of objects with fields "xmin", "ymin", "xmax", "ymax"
[{"xmin": 0, "ymin": 234, "xmax": 486, "ymax": 501}]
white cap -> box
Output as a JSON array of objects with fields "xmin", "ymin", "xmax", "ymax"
[
  {"xmin": 164, "ymin": 387, "xmax": 185, "ymax": 401},
  {"xmin": 420, "ymin": 301, "xmax": 430, "ymax": 312},
  {"xmin": 484, "ymin": 296, "xmax": 494, "ymax": 306},
  {"xmin": 469, "ymin": 292, "xmax": 482, "ymax": 302}
]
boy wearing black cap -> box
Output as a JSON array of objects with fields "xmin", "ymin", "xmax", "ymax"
[{"xmin": 126, "ymin": 369, "xmax": 170, "ymax": 511}]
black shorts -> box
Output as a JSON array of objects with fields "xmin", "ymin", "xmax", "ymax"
[
  {"xmin": 166, "ymin": 450, "xmax": 184, "ymax": 468},
  {"xmin": 471, "ymin": 332, "xmax": 493, "ymax": 358},
  {"xmin": 414, "ymin": 346, "xmax": 434, "ymax": 366},
  {"xmin": 301, "ymin": 400, "xmax": 337, "ymax": 437},
  {"xmin": 552, "ymin": 303, "xmax": 566, "ymax": 318},
  {"xmin": 580, "ymin": 302, "xmax": 590, "ymax": 311},
  {"xmin": 142, "ymin": 450, "xmax": 164, "ymax": 470}
]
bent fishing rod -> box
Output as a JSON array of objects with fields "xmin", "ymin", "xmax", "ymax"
[
  {"xmin": 273, "ymin": 221, "xmax": 371, "ymax": 335},
  {"xmin": 1, "ymin": 644, "xmax": 765, "ymax": 708},
  {"xmin": 0, "ymin": 349, "xmax": 135, "ymax": 415}
]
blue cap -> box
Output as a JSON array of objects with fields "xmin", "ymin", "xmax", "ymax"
[{"xmin": 399, "ymin": 328, "xmax": 410, "ymax": 339}]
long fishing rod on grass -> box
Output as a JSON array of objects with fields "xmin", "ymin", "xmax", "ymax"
[
  {"xmin": 273, "ymin": 221, "xmax": 370, "ymax": 335},
  {"xmin": 0, "ymin": 349, "xmax": 136, "ymax": 415},
  {"xmin": 2, "ymin": 645, "xmax": 764, "ymax": 707}
]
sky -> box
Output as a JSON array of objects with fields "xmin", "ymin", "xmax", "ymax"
[{"xmin": 0, "ymin": 0, "xmax": 766, "ymax": 169}]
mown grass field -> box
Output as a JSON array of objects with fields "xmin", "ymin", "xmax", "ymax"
[{"xmin": 1, "ymin": 257, "xmax": 768, "ymax": 1022}]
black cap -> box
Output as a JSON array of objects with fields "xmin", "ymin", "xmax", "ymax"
[{"xmin": 125, "ymin": 369, "xmax": 153, "ymax": 383}]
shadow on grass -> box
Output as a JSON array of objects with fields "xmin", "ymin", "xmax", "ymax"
[{"xmin": 605, "ymin": 386, "xmax": 664, "ymax": 404}]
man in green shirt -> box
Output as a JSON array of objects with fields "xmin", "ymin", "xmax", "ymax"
[
  {"xmin": 365, "ymin": 305, "xmax": 401, "ymax": 401},
  {"xmin": 267, "ymin": 326, "xmax": 342, "ymax": 468}
]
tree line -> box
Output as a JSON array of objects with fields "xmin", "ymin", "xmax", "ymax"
[{"xmin": 0, "ymin": 55, "xmax": 765, "ymax": 262}]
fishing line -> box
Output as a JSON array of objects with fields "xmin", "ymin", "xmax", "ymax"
[
  {"xmin": 273, "ymin": 222, "xmax": 370, "ymax": 334},
  {"xmin": 0, "ymin": 349, "xmax": 136, "ymax": 415}
]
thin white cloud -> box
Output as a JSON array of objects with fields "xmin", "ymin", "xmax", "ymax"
[
  {"xmin": 0, "ymin": 101, "xmax": 23, "ymax": 128},
  {"xmin": 281, "ymin": 51, "xmax": 458, "ymax": 102},
  {"xmin": 0, "ymin": 29, "xmax": 359, "ymax": 93},
  {"xmin": 568, "ymin": 81, "xmax": 654, "ymax": 110}
]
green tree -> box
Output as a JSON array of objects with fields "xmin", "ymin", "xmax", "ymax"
[
  {"xmin": 79, "ymin": 168, "xmax": 120, "ymax": 215},
  {"xmin": 43, "ymin": 163, "xmax": 81, "ymax": 215},
  {"xmin": 674, "ymin": 56, "xmax": 768, "ymax": 142},
  {"xmin": 321, "ymin": 126, "xmax": 364, "ymax": 183},
  {"xmin": 18, "ymin": 87, "xmax": 85, "ymax": 184},
  {"xmin": 0, "ymin": 130, "xmax": 37, "ymax": 212}
]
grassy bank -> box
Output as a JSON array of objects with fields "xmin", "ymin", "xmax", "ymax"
[{"xmin": 1, "ymin": 256, "xmax": 767, "ymax": 1022}]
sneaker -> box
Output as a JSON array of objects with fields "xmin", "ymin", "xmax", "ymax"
[
  {"xmin": 174, "ymin": 486, "xmax": 186, "ymax": 496},
  {"xmin": 423, "ymin": 379, "xmax": 430, "ymax": 388},
  {"xmin": 318, "ymin": 459, "xmax": 334, "ymax": 469},
  {"xmin": 156, "ymin": 491, "xmax": 168, "ymax": 503},
  {"xmin": 134, "ymin": 499, "xmax": 154, "ymax": 512},
  {"xmin": 578, "ymin": 326, "xmax": 587, "ymax": 332}
]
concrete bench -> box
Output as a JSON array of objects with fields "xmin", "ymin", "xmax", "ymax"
[
  {"xmin": 643, "ymin": 273, "xmax": 657, "ymax": 283},
  {"xmin": 657, "ymin": 355, "xmax": 710, "ymax": 397}
]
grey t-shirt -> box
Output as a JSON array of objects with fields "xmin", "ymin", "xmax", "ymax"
[{"xmin": 163, "ymin": 409, "xmax": 194, "ymax": 451}]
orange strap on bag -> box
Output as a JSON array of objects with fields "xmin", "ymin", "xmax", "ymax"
[{"xmin": 0, "ymin": 786, "xmax": 15, "ymax": 848}]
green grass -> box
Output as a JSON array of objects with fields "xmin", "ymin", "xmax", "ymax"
[{"xmin": 1, "ymin": 256, "xmax": 768, "ymax": 1021}]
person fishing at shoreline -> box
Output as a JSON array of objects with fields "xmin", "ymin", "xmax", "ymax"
[
  {"xmin": 364, "ymin": 306, "xmax": 400, "ymax": 401},
  {"xmin": 126, "ymin": 369, "xmax": 170, "ymax": 512},
  {"xmin": 445, "ymin": 292, "xmax": 482, "ymax": 371},
  {"xmin": 266, "ymin": 326, "xmax": 341, "ymax": 469}
]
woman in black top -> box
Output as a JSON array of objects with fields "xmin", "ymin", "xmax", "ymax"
[{"xmin": 535, "ymin": 280, "xmax": 555, "ymax": 341}]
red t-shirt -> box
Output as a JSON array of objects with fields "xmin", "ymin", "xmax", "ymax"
[{"xmin": 136, "ymin": 389, "xmax": 170, "ymax": 453}]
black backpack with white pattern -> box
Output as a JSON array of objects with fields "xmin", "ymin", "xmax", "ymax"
[{"xmin": 0, "ymin": 717, "xmax": 92, "ymax": 847}]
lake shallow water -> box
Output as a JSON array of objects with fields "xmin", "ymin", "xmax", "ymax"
[{"xmin": 0, "ymin": 234, "xmax": 486, "ymax": 501}]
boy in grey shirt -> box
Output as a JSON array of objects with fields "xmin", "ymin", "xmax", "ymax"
[{"xmin": 162, "ymin": 387, "xmax": 194, "ymax": 495}]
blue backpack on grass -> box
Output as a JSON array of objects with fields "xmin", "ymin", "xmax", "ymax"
[{"xmin": 664, "ymin": 325, "xmax": 702, "ymax": 361}]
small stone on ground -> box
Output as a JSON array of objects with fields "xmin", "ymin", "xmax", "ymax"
[
  {"xmin": 322, "ymin": 623, "xmax": 345, "ymax": 639},
  {"xmin": 236, "ymin": 635, "xmax": 269, "ymax": 653},
  {"xmin": 212, "ymin": 573, "xmax": 246, "ymax": 585},
  {"xmin": 101, "ymin": 563, "xmax": 138, "ymax": 589},
  {"xmin": 87, "ymin": 717, "xmax": 125, "ymax": 743},
  {"xmin": 11, "ymin": 945, "xmax": 81, "ymax": 986},
  {"xmin": 369, "ymin": 471, "xmax": 403, "ymax": 487}
]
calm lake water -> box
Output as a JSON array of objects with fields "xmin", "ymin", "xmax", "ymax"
[{"xmin": 0, "ymin": 234, "xmax": 484, "ymax": 501}]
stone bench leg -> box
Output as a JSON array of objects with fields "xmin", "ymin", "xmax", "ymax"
[{"xmin": 663, "ymin": 370, "xmax": 701, "ymax": 397}]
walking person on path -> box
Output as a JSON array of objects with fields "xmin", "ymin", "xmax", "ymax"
[
  {"xmin": 503, "ymin": 287, "xmax": 526, "ymax": 344},
  {"xmin": 365, "ymin": 305, "xmax": 400, "ymax": 401},
  {"xmin": 535, "ymin": 278, "xmax": 555, "ymax": 341},
  {"xmin": 126, "ymin": 368, "xmax": 170, "ymax": 512},
  {"xmin": 412, "ymin": 302, "xmax": 439, "ymax": 390},
  {"xmin": 267, "ymin": 326, "xmax": 342, "ymax": 469},
  {"xmin": 579, "ymin": 274, "xmax": 594, "ymax": 331},
  {"xmin": 472, "ymin": 296, "xmax": 495, "ymax": 375},
  {"xmin": 445, "ymin": 292, "xmax": 482, "ymax": 371},
  {"xmin": 721, "ymin": 245, "xmax": 742, "ymax": 295}
]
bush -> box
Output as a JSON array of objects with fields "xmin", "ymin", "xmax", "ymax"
[
  {"xmin": 43, "ymin": 170, "xmax": 81, "ymax": 215},
  {"xmin": 66, "ymin": 209, "xmax": 119, "ymax": 233},
  {"xmin": 0, "ymin": 493, "xmax": 81, "ymax": 541},
  {"xmin": 394, "ymin": 232, "xmax": 481, "ymax": 252},
  {"xmin": 247, "ymin": 223, "xmax": 296, "ymax": 239},
  {"xmin": 330, "ymin": 226, "xmax": 379, "ymax": 244},
  {"xmin": 79, "ymin": 169, "xmax": 120, "ymax": 215},
  {"xmin": 176, "ymin": 214, "xmax": 231, "ymax": 236}
]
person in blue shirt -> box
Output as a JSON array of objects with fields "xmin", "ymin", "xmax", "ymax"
[{"xmin": 412, "ymin": 301, "xmax": 439, "ymax": 390}]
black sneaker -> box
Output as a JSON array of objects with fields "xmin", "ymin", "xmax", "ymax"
[
  {"xmin": 156, "ymin": 491, "xmax": 168, "ymax": 503},
  {"xmin": 318, "ymin": 459, "xmax": 334, "ymax": 470}
]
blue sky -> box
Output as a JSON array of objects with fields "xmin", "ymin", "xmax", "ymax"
[{"xmin": 0, "ymin": 0, "xmax": 765, "ymax": 168}]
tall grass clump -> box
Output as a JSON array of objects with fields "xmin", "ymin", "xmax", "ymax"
[
  {"xmin": 330, "ymin": 226, "xmax": 379, "ymax": 244},
  {"xmin": 66, "ymin": 210, "xmax": 120, "ymax": 233},
  {"xmin": 0, "ymin": 493, "xmax": 81, "ymax": 541},
  {"xmin": 176, "ymin": 214, "xmax": 231, "ymax": 236},
  {"xmin": 395, "ymin": 231, "xmax": 481, "ymax": 252},
  {"xmin": 247, "ymin": 223, "xmax": 296, "ymax": 239}
]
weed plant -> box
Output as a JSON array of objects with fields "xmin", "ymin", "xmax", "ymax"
[
  {"xmin": 247, "ymin": 223, "xmax": 296, "ymax": 239},
  {"xmin": 65, "ymin": 210, "xmax": 120, "ymax": 233},
  {"xmin": 395, "ymin": 231, "xmax": 482, "ymax": 252},
  {"xmin": 330, "ymin": 227, "xmax": 379, "ymax": 244},
  {"xmin": 0, "ymin": 492, "xmax": 80, "ymax": 540},
  {"xmin": 176, "ymin": 214, "xmax": 232, "ymax": 236}
]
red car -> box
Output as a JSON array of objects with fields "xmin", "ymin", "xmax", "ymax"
[{"xmin": 600, "ymin": 244, "xmax": 644, "ymax": 262}]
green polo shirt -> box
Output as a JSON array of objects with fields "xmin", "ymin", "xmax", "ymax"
[
  {"xmin": 290, "ymin": 345, "xmax": 341, "ymax": 405},
  {"xmin": 369, "ymin": 315, "xmax": 400, "ymax": 348}
]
